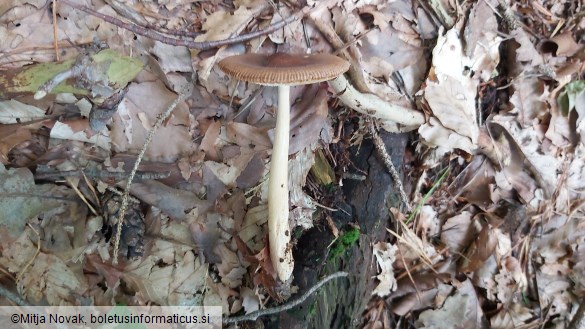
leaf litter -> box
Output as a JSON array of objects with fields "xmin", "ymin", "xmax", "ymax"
[{"xmin": 0, "ymin": 0, "xmax": 584, "ymax": 327}]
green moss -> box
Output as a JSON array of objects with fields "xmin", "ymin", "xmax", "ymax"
[{"xmin": 328, "ymin": 227, "xmax": 360, "ymax": 261}]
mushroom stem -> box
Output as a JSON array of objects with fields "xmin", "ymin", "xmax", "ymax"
[
  {"xmin": 268, "ymin": 85, "xmax": 294, "ymax": 281},
  {"xmin": 329, "ymin": 75, "xmax": 425, "ymax": 129}
]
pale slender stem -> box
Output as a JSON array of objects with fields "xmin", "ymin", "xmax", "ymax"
[{"xmin": 268, "ymin": 85, "xmax": 294, "ymax": 281}]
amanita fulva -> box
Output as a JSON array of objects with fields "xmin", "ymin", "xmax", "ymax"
[{"xmin": 219, "ymin": 53, "xmax": 350, "ymax": 281}]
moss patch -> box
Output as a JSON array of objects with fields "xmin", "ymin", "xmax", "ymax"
[{"xmin": 328, "ymin": 227, "xmax": 360, "ymax": 261}]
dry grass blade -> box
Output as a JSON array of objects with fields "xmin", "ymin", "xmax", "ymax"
[{"xmin": 407, "ymin": 167, "xmax": 450, "ymax": 224}]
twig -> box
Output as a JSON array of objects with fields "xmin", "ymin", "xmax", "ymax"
[
  {"xmin": 112, "ymin": 81, "xmax": 194, "ymax": 264},
  {"xmin": 59, "ymin": 0, "xmax": 307, "ymax": 50},
  {"xmin": 366, "ymin": 120, "xmax": 412, "ymax": 213},
  {"xmin": 223, "ymin": 271, "xmax": 348, "ymax": 324},
  {"xmin": 34, "ymin": 66, "xmax": 77, "ymax": 99},
  {"xmin": 101, "ymin": 0, "xmax": 196, "ymax": 36},
  {"xmin": 35, "ymin": 169, "xmax": 171, "ymax": 181},
  {"xmin": 105, "ymin": 186, "xmax": 141, "ymax": 204},
  {"xmin": 0, "ymin": 284, "xmax": 30, "ymax": 306}
]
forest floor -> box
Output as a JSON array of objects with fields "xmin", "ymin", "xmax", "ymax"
[{"xmin": 0, "ymin": 0, "xmax": 584, "ymax": 328}]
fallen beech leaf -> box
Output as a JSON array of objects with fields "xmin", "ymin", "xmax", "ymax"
[
  {"xmin": 0, "ymin": 232, "xmax": 88, "ymax": 305},
  {"xmin": 0, "ymin": 125, "xmax": 32, "ymax": 164},
  {"xmin": 416, "ymin": 278, "xmax": 486, "ymax": 329},
  {"xmin": 123, "ymin": 239, "xmax": 208, "ymax": 305},
  {"xmin": 0, "ymin": 165, "xmax": 66, "ymax": 242},
  {"xmin": 50, "ymin": 120, "xmax": 111, "ymax": 150},
  {"xmin": 459, "ymin": 223, "xmax": 498, "ymax": 273},
  {"xmin": 0, "ymin": 99, "xmax": 46, "ymax": 123}
]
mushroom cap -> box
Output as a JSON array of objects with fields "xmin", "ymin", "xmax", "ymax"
[{"xmin": 218, "ymin": 53, "xmax": 350, "ymax": 86}]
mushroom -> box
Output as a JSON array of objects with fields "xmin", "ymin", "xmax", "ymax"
[{"xmin": 219, "ymin": 53, "xmax": 350, "ymax": 281}]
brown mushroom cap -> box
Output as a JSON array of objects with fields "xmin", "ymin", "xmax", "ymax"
[{"xmin": 218, "ymin": 53, "xmax": 350, "ymax": 86}]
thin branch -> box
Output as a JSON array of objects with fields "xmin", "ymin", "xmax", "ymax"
[
  {"xmin": 59, "ymin": 0, "xmax": 306, "ymax": 50},
  {"xmin": 223, "ymin": 271, "xmax": 348, "ymax": 324},
  {"xmin": 102, "ymin": 0, "xmax": 204, "ymax": 38},
  {"xmin": 366, "ymin": 120, "xmax": 412, "ymax": 213},
  {"xmin": 112, "ymin": 81, "xmax": 194, "ymax": 264},
  {"xmin": 35, "ymin": 169, "xmax": 170, "ymax": 181},
  {"xmin": 34, "ymin": 67, "xmax": 77, "ymax": 99}
]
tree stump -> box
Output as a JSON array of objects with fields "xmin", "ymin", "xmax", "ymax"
[{"xmin": 270, "ymin": 131, "xmax": 408, "ymax": 328}]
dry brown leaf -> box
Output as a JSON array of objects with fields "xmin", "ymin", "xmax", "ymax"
[
  {"xmin": 463, "ymin": 0, "xmax": 502, "ymax": 80},
  {"xmin": 494, "ymin": 256, "xmax": 526, "ymax": 306},
  {"xmin": 0, "ymin": 99, "xmax": 46, "ymax": 123},
  {"xmin": 148, "ymin": 42, "xmax": 192, "ymax": 73},
  {"xmin": 488, "ymin": 119, "xmax": 556, "ymax": 203},
  {"xmin": 416, "ymin": 278, "xmax": 487, "ymax": 329},
  {"xmin": 233, "ymin": 153, "xmax": 263, "ymax": 190},
  {"xmin": 110, "ymin": 80, "xmax": 194, "ymax": 161},
  {"xmin": 205, "ymin": 161, "xmax": 243, "ymax": 188},
  {"xmin": 0, "ymin": 231, "xmax": 88, "ymax": 305},
  {"xmin": 0, "ymin": 0, "xmax": 44, "ymax": 20},
  {"xmin": 129, "ymin": 180, "xmax": 209, "ymax": 220},
  {"xmin": 449, "ymin": 155, "xmax": 498, "ymax": 208},
  {"xmin": 510, "ymin": 28, "xmax": 544, "ymax": 69},
  {"xmin": 416, "ymin": 205, "xmax": 440, "ymax": 239},
  {"xmin": 0, "ymin": 165, "xmax": 71, "ymax": 243},
  {"xmin": 50, "ymin": 120, "xmax": 111, "ymax": 150},
  {"xmin": 215, "ymin": 244, "xmax": 247, "ymax": 289},
  {"xmin": 332, "ymin": 3, "xmax": 424, "ymax": 112},
  {"xmin": 459, "ymin": 223, "xmax": 498, "ymax": 273},
  {"xmin": 288, "ymin": 85, "xmax": 331, "ymax": 154},
  {"xmin": 510, "ymin": 77, "xmax": 549, "ymax": 126},
  {"xmin": 226, "ymin": 122, "xmax": 271, "ymax": 150},
  {"xmin": 123, "ymin": 238, "xmax": 208, "ymax": 305},
  {"xmin": 490, "ymin": 303, "xmax": 534, "ymax": 329},
  {"xmin": 200, "ymin": 120, "xmax": 222, "ymax": 161},
  {"xmin": 239, "ymin": 204, "xmax": 268, "ymax": 251},
  {"xmin": 440, "ymin": 211, "xmax": 477, "ymax": 253},
  {"xmin": 194, "ymin": 6, "xmax": 258, "ymax": 82},
  {"xmin": 391, "ymin": 283, "xmax": 453, "ymax": 316},
  {"xmin": 240, "ymin": 286, "xmax": 260, "ymax": 314},
  {"xmin": 548, "ymin": 31, "xmax": 583, "ymax": 57},
  {"xmin": 0, "ymin": 125, "xmax": 32, "ymax": 164},
  {"xmin": 419, "ymin": 18, "xmax": 481, "ymax": 152},
  {"xmin": 372, "ymin": 242, "xmax": 398, "ymax": 297},
  {"xmin": 420, "ymin": 0, "xmax": 502, "ymax": 153},
  {"xmin": 390, "ymin": 273, "xmax": 450, "ymax": 300},
  {"xmin": 85, "ymin": 253, "xmax": 125, "ymax": 289},
  {"xmin": 289, "ymin": 147, "xmax": 317, "ymax": 230},
  {"xmin": 190, "ymin": 221, "xmax": 221, "ymax": 264}
]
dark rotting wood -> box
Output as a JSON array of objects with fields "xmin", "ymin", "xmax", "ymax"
[{"xmin": 269, "ymin": 130, "xmax": 409, "ymax": 328}]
